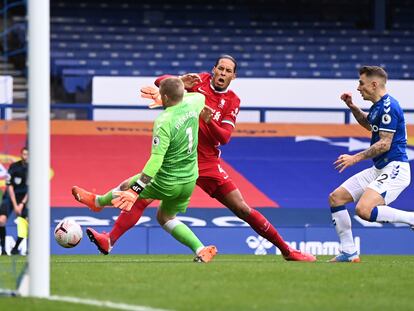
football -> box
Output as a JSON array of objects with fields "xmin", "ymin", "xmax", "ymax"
[{"xmin": 54, "ymin": 219, "xmax": 83, "ymax": 248}]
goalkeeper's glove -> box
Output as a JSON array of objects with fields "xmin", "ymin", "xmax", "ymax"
[
  {"xmin": 111, "ymin": 180, "xmax": 147, "ymax": 211},
  {"xmin": 111, "ymin": 189, "xmax": 137, "ymax": 212},
  {"xmin": 140, "ymin": 86, "xmax": 162, "ymax": 109}
]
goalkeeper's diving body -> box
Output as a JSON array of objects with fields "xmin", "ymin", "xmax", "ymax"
[{"xmin": 73, "ymin": 77, "xmax": 217, "ymax": 263}]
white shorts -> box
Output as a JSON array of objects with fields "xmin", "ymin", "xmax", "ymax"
[{"xmin": 341, "ymin": 161, "xmax": 411, "ymax": 205}]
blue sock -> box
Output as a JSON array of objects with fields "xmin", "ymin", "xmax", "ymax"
[{"xmin": 369, "ymin": 207, "xmax": 378, "ymax": 222}]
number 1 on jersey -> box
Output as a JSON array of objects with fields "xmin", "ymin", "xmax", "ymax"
[{"xmin": 186, "ymin": 127, "xmax": 193, "ymax": 154}]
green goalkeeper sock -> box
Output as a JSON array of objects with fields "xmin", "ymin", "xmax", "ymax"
[
  {"xmin": 98, "ymin": 174, "xmax": 141, "ymax": 206},
  {"xmin": 163, "ymin": 218, "xmax": 203, "ymax": 253},
  {"xmin": 97, "ymin": 190, "xmax": 115, "ymax": 206}
]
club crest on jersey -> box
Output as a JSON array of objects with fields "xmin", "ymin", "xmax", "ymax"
[
  {"xmin": 218, "ymin": 99, "xmax": 226, "ymax": 109},
  {"xmin": 153, "ymin": 136, "xmax": 160, "ymax": 146},
  {"xmin": 381, "ymin": 113, "xmax": 392, "ymax": 125}
]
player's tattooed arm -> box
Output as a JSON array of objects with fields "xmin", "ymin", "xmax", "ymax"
[
  {"xmin": 355, "ymin": 130, "xmax": 393, "ymax": 161},
  {"xmin": 350, "ymin": 107, "xmax": 370, "ymax": 131},
  {"xmin": 340, "ymin": 93, "xmax": 370, "ymax": 131},
  {"xmin": 139, "ymin": 173, "xmax": 152, "ymax": 185},
  {"xmin": 335, "ymin": 131, "xmax": 393, "ymax": 172}
]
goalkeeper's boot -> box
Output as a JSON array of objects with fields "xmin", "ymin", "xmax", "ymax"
[
  {"xmin": 1, "ymin": 250, "xmax": 8, "ymax": 256},
  {"xmin": 86, "ymin": 228, "xmax": 112, "ymax": 255},
  {"xmin": 193, "ymin": 245, "xmax": 217, "ymax": 263},
  {"xmin": 329, "ymin": 251, "xmax": 360, "ymax": 263},
  {"xmin": 72, "ymin": 186, "xmax": 102, "ymax": 212},
  {"xmin": 283, "ymin": 247, "xmax": 317, "ymax": 262}
]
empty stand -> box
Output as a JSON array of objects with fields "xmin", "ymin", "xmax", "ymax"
[{"xmin": 43, "ymin": 0, "xmax": 414, "ymax": 94}]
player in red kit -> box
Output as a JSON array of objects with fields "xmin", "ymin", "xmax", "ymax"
[
  {"xmin": 155, "ymin": 55, "xmax": 315, "ymax": 261},
  {"xmin": 73, "ymin": 55, "xmax": 316, "ymax": 261}
]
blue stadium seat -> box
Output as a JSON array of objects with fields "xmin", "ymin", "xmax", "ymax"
[{"xmin": 48, "ymin": 0, "xmax": 414, "ymax": 94}]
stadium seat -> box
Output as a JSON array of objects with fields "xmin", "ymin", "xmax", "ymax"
[{"xmin": 45, "ymin": 0, "xmax": 414, "ymax": 94}]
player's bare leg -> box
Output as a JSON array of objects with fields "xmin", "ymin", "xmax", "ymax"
[
  {"xmin": 357, "ymin": 188, "xmax": 414, "ymax": 226},
  {"xmin": 217, "ymin": 188, "xmax": 316, "ymax": 262}
]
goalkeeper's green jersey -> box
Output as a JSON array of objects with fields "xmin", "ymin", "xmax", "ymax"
[{"xmin": 143, "ymin": 92, "xmax": 205, "ymax": 186}]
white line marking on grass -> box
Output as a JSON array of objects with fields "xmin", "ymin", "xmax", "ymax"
[{"xmin": 47, "ymin": 295, "xmax": 172, "ymax": 311}]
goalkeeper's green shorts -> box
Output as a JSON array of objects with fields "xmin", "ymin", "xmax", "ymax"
[{"xmin": 129, "ymin": 174, "xmax": 196, "ymax": 216}]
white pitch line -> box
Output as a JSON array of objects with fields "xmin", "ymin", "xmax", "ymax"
[{"xmin": 47, "ymin": 295, "xmax": 172, "ymax": 311}]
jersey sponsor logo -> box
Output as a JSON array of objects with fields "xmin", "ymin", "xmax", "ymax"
[
  {"xmin": 370, "ymin": 124, "xmax": 379, "ymax": 132},
  {"xmin": 153, "ymin": 136, "xmax": 160, "ymax": 146},
  {"xmin": 381, "ymin": 113, "xmax": 392, "ymax": 125}
]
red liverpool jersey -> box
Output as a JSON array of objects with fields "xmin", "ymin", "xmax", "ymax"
[{"xmin": 188, "ymin": 72, "xmax": 240, "ymax": 163}]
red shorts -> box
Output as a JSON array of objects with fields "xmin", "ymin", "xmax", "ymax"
[{"xmin": 196, "ymin": 161, "xmax": 237, "ymax": 199}]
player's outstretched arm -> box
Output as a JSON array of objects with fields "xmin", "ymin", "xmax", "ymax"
[
  {"xmin": 154, "ymin": 75, "xmax": 174, "ymax": 87},
  {"xmin": 340, "ymin": 93, "xmax": 370, "ymax": 131},
  {"xmin": 140, "ymin": 86, "xmax": 162, "ymax": 109},
  {"xmin": 205, "ymin": 120, "xmax": 233, "ymax": 145},
  {"xmin": 112, "ymin": 172, "xmax": 153, "ymax": 211},
  {"xmin": 200, "ymin": 105, "xmax": 214, "ymax": 124},
  {"xmin": 154, "ymin": 74, "xmax": 201, "ymax": 90},
  {"xmin": 112, "ymin": 152, "xmax": 164, "ymax": 211},
  {"xmin": 334, "ymin": 131, "xmax": 393, "ymax": 172},
  {"xmin": 179, "ymin": 73, "xmax": 201, "ymax": 89}
]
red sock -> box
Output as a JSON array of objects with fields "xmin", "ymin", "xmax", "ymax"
[
  {"xmin": 244, "ymin": 209, "xmax": 290, "ymax": 256},
  {"xmin": 109, "ymin": 199, "xmax": 149, "ymax": 245}
]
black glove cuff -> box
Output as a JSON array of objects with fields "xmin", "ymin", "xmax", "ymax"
[{"xmin": 130, "ymin": 180, "xmax": 146, "ymax": 194}]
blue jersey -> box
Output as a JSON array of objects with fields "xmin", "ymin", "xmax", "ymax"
[{"xmin": 367, "ymin": 94, "xmax": 408, "ymax": 169}]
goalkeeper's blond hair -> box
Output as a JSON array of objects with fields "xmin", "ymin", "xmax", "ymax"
[{"xmin": 159, "ymin": 77, "xmax": 184, "ymax": 106}]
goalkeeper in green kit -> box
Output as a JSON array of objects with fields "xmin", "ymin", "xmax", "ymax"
[{"xmin": 73, "ymin": 77, "xmax": 217, "ymax": 263}]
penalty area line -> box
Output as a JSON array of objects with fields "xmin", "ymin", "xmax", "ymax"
[{"xmin": 47, "ymin": 295, "xmax": 172, "ymax": 311}]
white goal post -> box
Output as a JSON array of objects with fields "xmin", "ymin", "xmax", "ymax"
[{"xmin": 27, "ymin": 0, "xmax": 51, "ymax": 297}]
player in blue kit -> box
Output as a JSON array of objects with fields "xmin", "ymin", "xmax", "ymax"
[{"xmin": 329, "ymin": 66, "xmax": 412, "ymax": 262}]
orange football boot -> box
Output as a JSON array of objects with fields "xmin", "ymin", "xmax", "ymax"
[
  {"xmin": 72, "ymin": 186, "xmax": 102, "ymax": 212},
  {"xmin": 283, "ymin": 247, "xmax": 317, "ymax": 262},
  {"xmin": 86, "ymin": 228, "xmax": 112, "ymax": 255},
  {"xmin": 194, "ymin": 245, "xmax": 218, "ymax": 263}
]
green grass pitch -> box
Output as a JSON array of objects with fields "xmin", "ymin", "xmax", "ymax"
[{"xmin": 0, "ymin": 254, "xmax": 413, "ymax": 311}]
